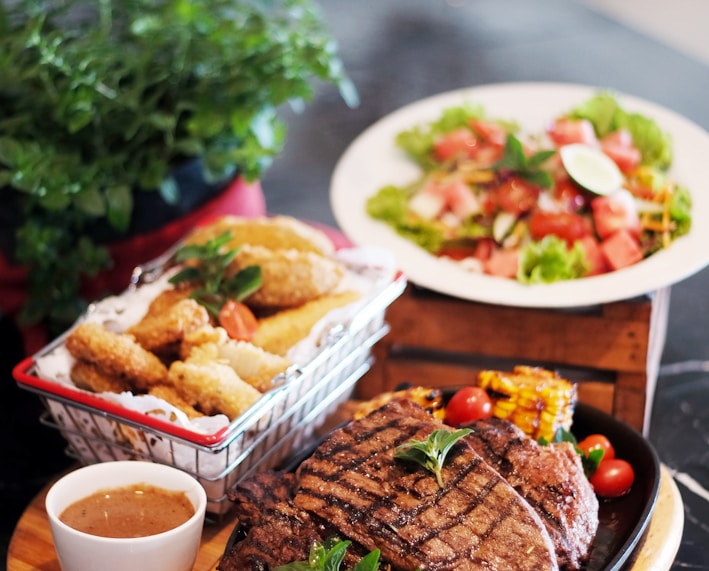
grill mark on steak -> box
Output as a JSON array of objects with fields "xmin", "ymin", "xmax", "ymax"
[
  {"xmin": 464, "ymin": 417, "xmax": 599, "ymax": 570},
  {"xmin": 294, "ymin": 399, "xmax": 559, "ymax": 570}
]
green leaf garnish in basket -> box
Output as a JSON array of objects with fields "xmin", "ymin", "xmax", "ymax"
[
  {"xmin": 168, "ymin": 230, "xmax": 262, "ymax": 317},
  {"xmin": 395, "ymin": 428, "xmax": 472, "ymax": 488}
]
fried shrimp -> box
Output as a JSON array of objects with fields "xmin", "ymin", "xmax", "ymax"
[
  {"xmin": 185, "ymin": 215, "xmax": 336, "ymax": 256},
  {"xmin": 234, "ymin": 245, "xmax": 344, "ymax": 308},
  {"xmin": 167, "ymin": 345, "xmax": 261, "ymax": 420},
  {"xmin": 251, "ymin": 290, "xmax": 362, "ymax": 356},
  {"xmin": 65, "ymin": 322, "xmax": 167, "ymax": 390},
  {"xmin": 127, "ymin": 298, "xmax": 210, "ymax": 356}
]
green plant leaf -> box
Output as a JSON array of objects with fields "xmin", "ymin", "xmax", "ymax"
[
  {"xmin": 395, "ymin": 428, "xmax": 472, "ymax": 488},
  {"xmin": 1, "ymin": 0, "xmax": 356, "ymax": 330},
  {"xmin": 105, "ymin": 184, "xmax": 133, "ymax": 231}
]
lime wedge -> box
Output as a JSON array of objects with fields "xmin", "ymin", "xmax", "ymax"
[{"xmin": 559, "ymin": 144, "xmax": 623, "ymax": 196}]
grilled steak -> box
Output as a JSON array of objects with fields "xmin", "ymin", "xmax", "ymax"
[
  {"xmin": 220, "ymin": 399, "xmax": 600, "ymax": 571},
  {"xmin": 463, "ymin": 417, "xmax": 599, "ymax": 570},
  {"xmin": 221, "ymin": 471, "xmax": 368, "ymax": 570},
  {"xmin": 293, "ymin": 399, "xmax": 558, "ymax": 570}
]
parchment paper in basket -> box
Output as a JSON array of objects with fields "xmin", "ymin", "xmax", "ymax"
[{"xmin": 32, "ymin": 245, "xmax": 398, "ymax": 438}]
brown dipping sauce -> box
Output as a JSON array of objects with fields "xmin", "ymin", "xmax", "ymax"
[{"xmin": 59, "ymin": 483, "xmax": 195, "ymax": 538}]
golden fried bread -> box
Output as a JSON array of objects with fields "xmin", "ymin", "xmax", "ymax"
[
  {"xmin": 127, "ymin": 297, "xmax": 210, "ymax": 356},
  {"xmin": 185, "ymin": 215, "xmax": 335, "ymax": 256},
  {"xmin": 65, "ymin": 322, "xmax": 167, "ymax": 390},
  {"xmin": 234, "ymin": 245, "xmax": 344, "ymax": 308},
  {"xmin": 251, "ymin": 290, "xmax": 362, "ymax": 356}
]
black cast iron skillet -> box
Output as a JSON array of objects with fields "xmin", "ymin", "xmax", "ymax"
[{"xmin": 222, "ymin": 396, "xmax": 660, "ymax": 571}]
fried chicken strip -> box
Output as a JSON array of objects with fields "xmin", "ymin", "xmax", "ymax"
[
  {"xmin": 167, "ymin": 345, "xmax": 261, "ymax": 420},
  {"xmin": 70, "ymin": 359, "xmax": 132, "ymax": 393},
  {"xmin": 251, "ymin": 290, "xmax": 361, "ymax": 356},
  {"xmin": 184, "ymin": 215, "xmax": 336, "ymax": 257},
  {"xmin": 181, "ymin": 325, "xmax": 292, "ymax": 392},
  {"xmin": 65, "ymin": 322, "xmax": 167, "ymax": 390},
  {"xmin": 127, "ymin": 297, "xmax": 210, "ymax": 356},
  {"xmin": 148, "ymin": 384, "xmax": 204, "ymax": 420},
  {"xmin": 234, "ymin": 245, "xmax": 344, "ymax": 308}
]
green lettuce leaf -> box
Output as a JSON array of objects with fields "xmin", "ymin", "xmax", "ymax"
[
  {"xmin": 518, "ymin": 235, "xmax": 588, "ymax": 284},
  {"xmin": 568, "ymin": 92, "xmax": 673, "ymax": 170}
]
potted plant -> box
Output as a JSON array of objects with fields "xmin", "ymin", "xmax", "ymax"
[{"xmin": 0, "ymin": 0, "xmax": 357, "ymax": 347}]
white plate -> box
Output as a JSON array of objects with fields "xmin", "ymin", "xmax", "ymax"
[{"xmin": 330, "ymin": 82, "xmax": 709, "ymax": 307}]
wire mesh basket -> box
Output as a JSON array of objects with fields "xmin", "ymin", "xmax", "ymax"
[{"xmin": 14, "ymin": 261, "xmax": 405, "ymax": 515}]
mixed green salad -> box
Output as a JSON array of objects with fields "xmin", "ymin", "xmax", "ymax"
[{"xmin": 366, "ymin": 93, "xmax": 692, "ymax": 284}]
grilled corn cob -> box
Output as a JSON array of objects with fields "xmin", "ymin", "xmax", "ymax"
[{"xmin": 477, "ymin": 366, "xmax": 577, "ymax": 441}]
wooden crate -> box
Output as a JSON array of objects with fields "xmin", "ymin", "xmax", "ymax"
[{"xmin": 357, "ymin": 285, "xmax": 671, "ymax": 435}]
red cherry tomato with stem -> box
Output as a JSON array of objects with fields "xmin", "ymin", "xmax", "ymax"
[
  {"xmin": 445, "ymin": 387, "xmax": 493, "ymax": 426},
  {"xmin": 589, "ymin": 458, "xmax": 635, "ymax": 498}
]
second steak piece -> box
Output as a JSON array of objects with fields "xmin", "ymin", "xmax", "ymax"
[
  {"xmin": 464, "ymin": 417, "xmax": 599, "ymax": 570},
  {"xmin": 293, "ymin": 399, "xmax": 559, "ymax": 571}
]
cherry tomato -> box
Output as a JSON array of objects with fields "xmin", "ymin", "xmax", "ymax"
[
  {"xmin": 589, "ymin": 458, "xmax": 635, "ymax": 498},
  {"xmin": 445, "ymin": 387, "xmax": 493, "ymax": 426},
  {"xmin": 219, "ymin": 300, "xmax": 258, "ymax": 341},
  {"xmin": 494, "ymin": 178, "xmax": 540, "ymax": 215},
  {"xmin": 577, "ymin": 434, "xmax": 615, "ymax": 462}
]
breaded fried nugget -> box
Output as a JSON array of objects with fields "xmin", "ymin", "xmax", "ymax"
[
  {"xmin": 65, "ymin": 322, "xmax": 167, "ymax": 390},
  {"xmin": 216, "ymin": 339, "xmax": 291, "ymax": 392},
  {"xmin": 167, "ymin": 346, "xmax": 261, "ymax": 420},
  {"xmin": 127, "ymin": 298, "xmax": 210, "ymax": 356},
  {"xmin": 251, "ymin": 290, "xmax": 361, "ymax": 356},
  {"xmin": 180, "ymin": 324, "xmax": 227, "ymax": 360},
  {"xmin": 70, "ymin": 360, "xmax": 131, "ymax": 394},
  {"xmin": 180, "ymin": 324, "xmax": 291, "ymax": 392},
  {"xmin": 148, "ymin": 384, "xmax": 204, "ymax": 420},
  {"xmin": 142, "ymin": 287, "xmax": 193, "ymax": 318},
  {"xmin": 185, "ymin": 215, "xmax": 335, "ymax": 256},
  {"xmin": 235, "ymin": 245, "xmax": 344, "ymax": 308}
]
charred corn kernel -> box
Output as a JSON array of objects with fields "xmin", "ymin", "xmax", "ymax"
[
  {"xmin": 477, "ymin": 366, "xmax": 577, "ymax": 441},
  {"xmin": 354, "ymin": 386, "xmax": 446, "ymax": 420}
]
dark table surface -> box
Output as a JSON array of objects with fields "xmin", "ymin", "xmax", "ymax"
[
  {"xmin": 260, "ymin": 1, "xmax": 709, "ymax": 569},
  {"xmin": 3, "ymin": 0, "xmax": 708, "ymax": 569}
]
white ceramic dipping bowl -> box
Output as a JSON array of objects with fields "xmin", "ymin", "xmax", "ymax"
[{"xmin": 45, "ymin": 461, "xmax": 207, "ymax": 571}]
